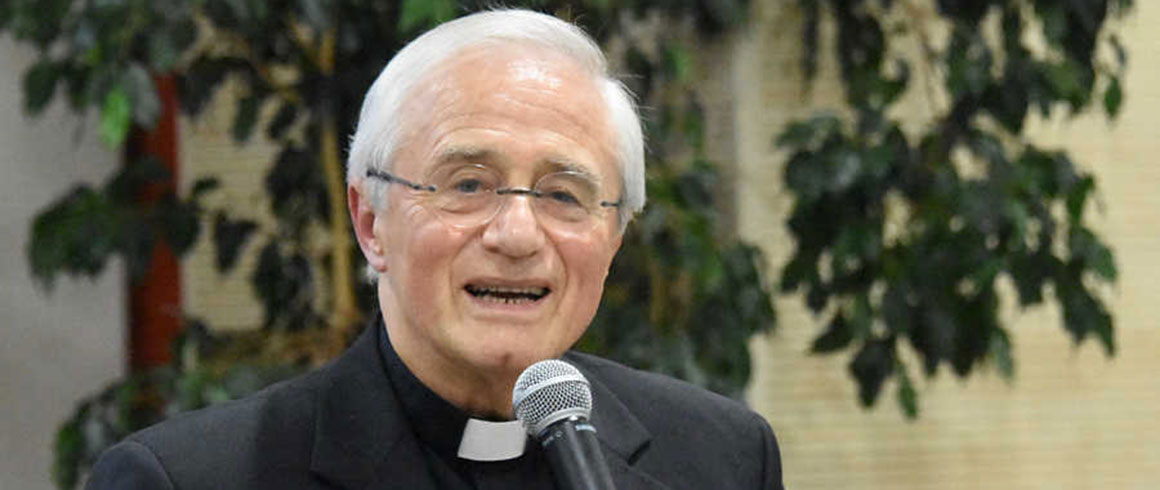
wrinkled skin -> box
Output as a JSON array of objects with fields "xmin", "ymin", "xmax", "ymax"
[{"xmin": 349, "ymin": 45, "xmax": 624, "ymax": 418}]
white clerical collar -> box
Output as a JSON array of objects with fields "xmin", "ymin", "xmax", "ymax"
[{"xmin": 457, "ymin": 418, "xmax": 527, "ymax": 461}]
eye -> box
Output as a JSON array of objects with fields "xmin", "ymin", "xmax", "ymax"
[
  {"xmin": 451, "ymin": 178, "xmax": 485, "ymax": 194},
  {"xmin": 435, "ymin": 164, "xmax": 499, "ymax": 196},
  {"xmin": 545, "ymin": 188, "xmax": 581, "ymax": 206},
  {"xmin": 536, "ymin": 172, "xmax": 598, "ymax": 210}
]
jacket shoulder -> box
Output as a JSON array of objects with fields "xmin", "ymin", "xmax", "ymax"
[
  {"xmin": 567, "ymin": 351, "xmax": 760, "ymax": 427},
  {"xmin": 90, "ymin": 366, "xmax": 332, "ymax": 490},
  {"xmin": 565, "ymin": 351, "xmax": 784, "ymax": 490}
]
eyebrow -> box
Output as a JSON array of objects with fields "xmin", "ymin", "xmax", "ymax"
[
  {"xmin": 542, "ymin": 156, "xmax": 601, "ymax": 183},
  {"xmin": 435, "ymin": 145, "xmax": 494, "ymax": 166},
  {"xmin": 433, "ymin": 145, "xmax": 603, "ymax": 184}
]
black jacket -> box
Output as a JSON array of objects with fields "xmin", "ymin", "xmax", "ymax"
[{"xmin": 86, "ymin": 324, "xmax": 784, "ymax": 489}]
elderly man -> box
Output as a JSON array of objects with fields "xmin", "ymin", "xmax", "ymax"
[{"xmin": 87, "ymin": 9, "xmax": 783, "ymax": 490}]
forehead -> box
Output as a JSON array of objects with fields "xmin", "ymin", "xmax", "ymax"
[{"xmin": 399, "ymin": 45, "xmax": 618, "ymax": 183}]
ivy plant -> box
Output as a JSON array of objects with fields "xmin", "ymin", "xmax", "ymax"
[
  {"xmin": 782, "ymin": 0, "xmax": 1129, "ymax": 417},
  {"xmin": 0, "ymin": 0, "xmax": 1132, "ymax": 488},
  {"xmin": 3, "ymin": 1, "xmax": 771, "ymax": 487}
]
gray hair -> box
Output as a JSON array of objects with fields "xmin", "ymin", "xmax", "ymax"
[{"xmin": 346, "ymin": 9, "xmax": 646, "ymax": 230}]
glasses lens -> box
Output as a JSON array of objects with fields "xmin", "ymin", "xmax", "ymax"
[
  {"xmin": 428, "ymin": 164, "xmax": 502, "ymax": 219},
  {"xmin": 421, "ymin": 165, "xmax": 610, "ymax": 231},
  {"xmin": 533, "ymin": 172, "xmax": 600, "ymax": 225}
]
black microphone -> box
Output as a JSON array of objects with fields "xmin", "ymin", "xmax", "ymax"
[{"xmin": 512, "ymin": 359, "xmax": 617, "ymax": 490}]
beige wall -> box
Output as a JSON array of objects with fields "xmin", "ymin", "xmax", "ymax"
[
  {"xmin": 735, "ymin": 2, "xmax": 1160, "ymax": 489},
  {"xmin": 0, "ymin": 38, "xmax": 125, "ymax": 490},
  {"xmin": 173, "ymin": 3, "xmax": 1160, "ymax": 488},
  {"xmin": 179, "ymin": 82, "xmax": 281, "ymax": 331}
]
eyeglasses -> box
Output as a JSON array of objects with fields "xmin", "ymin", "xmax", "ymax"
[{"xmin": 366, "ymin": 164, "xmax": 621, "ymax": 232}]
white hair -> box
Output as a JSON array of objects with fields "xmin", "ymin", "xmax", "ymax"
[{"xmin": 346, "ymin": 9, "xmax": 646, "ymax": 230}]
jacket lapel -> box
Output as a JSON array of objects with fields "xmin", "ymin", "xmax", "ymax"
[
  {"xmin": 308, "ymin": 325, "xmax": 439, "ymax": 490},
  {"xmin": 309, "ymin": 325, "xmax": 671, "ymax": 490},
  {"xmin": 583, "ymin": 363, "xmax": 673, "ymax": 490}
]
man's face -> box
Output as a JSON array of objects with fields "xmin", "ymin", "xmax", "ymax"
[{"xmin": 369, "ymin": 46, "xmax": 624, "ymax": 379}]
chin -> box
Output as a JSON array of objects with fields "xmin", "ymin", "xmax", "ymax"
[{"xmin": 466, "ymin": 341, "xmax": 557, "ymax": 376}]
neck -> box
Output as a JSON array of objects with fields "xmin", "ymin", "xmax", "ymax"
[{"xmin": 379, "ymin": 316, "xmax": 518, "ymax": 419}]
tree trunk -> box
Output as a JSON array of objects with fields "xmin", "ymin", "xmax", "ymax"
[{"xmin": 317, "ymin": 29, "xmax": 359, "ymax": 343}]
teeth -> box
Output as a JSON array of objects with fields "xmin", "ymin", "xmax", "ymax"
[
  {"xmin": 465, "ymin": 285, "xmax": 550, "ymax": 303},
  {"xmin": 478, "ymin": 286, "xmax": 547, "ymax": 295}
]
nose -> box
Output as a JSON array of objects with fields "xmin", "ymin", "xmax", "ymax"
[{"xmin": 480, "ymin": 194, "xmax": 547, "ymax": 258}]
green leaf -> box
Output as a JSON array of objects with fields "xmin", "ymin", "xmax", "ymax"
[
  {"xmin": 23, "ymin": 58, "xmax": 59, "ymax": 115},
  {"xmin": 985, "ymin": 75, "xmax": 1029, "ymax": 133},
  {"xmin": 849, "ymin": 338, "xmax": 895, "ymax": 407},
  {"xmin": 946, "ymin": 29, "xmax": 990, "ymax": 97},
  {"xmin": 1009, "ymin": 250, "xmax": 1054, "ymax": 306},
  {"xmin": 1094, "ymin": 305, "xmax": 1116, "ymax": 356},
  {"xmin": 880, "ymin": 60, "xmax": 909, "ymax": 106},
  {"xmin": 266, "ymin": 145, "xmax": 325, "ymax": 226},
  {"xmin": 246, "ymin": 0, "xmax": 270, "ymax": 24},
  {"xmin": 297, "ymin": 0, "xmax": 330, "ymax": 30},
  {"xmin": 232, "ymin": 94, "xmax": 261, "ymax": 143},
  {"xmin": 1037, "ymin": 2, "xmax": 1067, "ymax": 46},
  {"xmin": 894, "ymin": 359, "xmax": 918, "ymax": 419},
  {"xmin": 1114, "ymin": 0, "xmax": 1134, "ymax": 15},
  {"xmin": 779, "ymin": 251, "xmax": 816, "ymax": 292},
  {"xmin": 148, "ymin": 28, "xmax": 181, "ymax": 72},
  {"xmin": 849, "ymin": 292, "xmax": 873, "ymax": 336},
  {"xmin": 398, "ymin": 0, "xmax": 455, "ymax": 33},
  {"xmin": 1104, "ymin": 76, "xmax": 1123, "ymax": 119},
  {"xmin": 776, "ymin": 114, "xmax": 841, "ymax": 149},
  {"xmin": 126, "ymin": 64, "xmax": 161, "ymax": 128},
  {"xmin": 266, "ymin": 103, "xmax": 298, "ymax": 140},
  {"xmin": 1042, "ymin": 60, "xmax": 1087, "ymax": 109},
  {"xmin": 784, "ymin": 152, "xmax": 826, "ymax": 203},
  {"xmin": 1069, "ymin": 227, "xmax": 1117, "ymax": 281},
  {"xmin": 13, "ymin": 0, "xmax": 70, "ymax": 48},
  {"xmin": 0, "ymin": 2, "xmax": 12, "ymax": 29},
  {"xmin": 811, "ymin": 313, "xmax": 853, "ymax": 353},
  {"xmin": 64, "ymin": 65, "xmax": 89, "ymax": 110},
  {"xmin": 1057, "ymin": 273, "xmax": 1116, "ymax": 355},
  {"xmin": 213, "ymin": 213, "xmax": 258, "ymax": 271},
  {"xmin": 27, "ymin": 186, "xmax": 120, "ymax": 289},
  {"xmin": 989, "ymin": 328, "xmax": 1015, "ymax": 381},
  {"xmin": 106, "ymin": 156, "xmax": 170, "ymax": 202},
  {"xmin": 179, "ymin": 58, "xmax": 230, "ymax": 116},
  {"xmin": 99, "ymin": 86, "xmax": 132, "ymax": 147},
  {"xmin": 826, "ymin": 148, "xmax": 862, "ymax": 193},
  {"xmin": 799, "ymin": 0, "xmax": 821, "ymax": 81},
  {"xmin": 881, "ymin": 282, "xmax": 912, "ymax": 334},
  {"xmin": 118, "ymin": 210, "xmax": 158, "ymax": 282},
  {"xmin": 190, "ymin": 177, "xmax": 221, "ymax": 199},
  {"xmin": 160, "ymin": 195, "xmax": 202, "ymax": 256},
  {"xmin": 171, "ymin": 17, "xmax": 199, "ymax": 52},
  {"xmin": 662, "ymin": 44, "xmax": 694, "ymax": 83},
  {"xmin": 775, "ymin": 123, "xmax": 812, "ymax": 148},
  {"xmin": 806, "ymin": 282, "xmax": 829, "ymax": 313},
  {"xmin": 1109, "ymin": 34, "xmax": 1127, "ymax": 70},
  {"xmin": 252, "ymin": 242, "xmax": 317, "ymax": 331},
  {"xmin": 1065, "ymin": 175, "xmax": 1094, "ymax": 224},
  {"xmin": 52, "ymin": 417, "xmax": 83, "ymax": 490}
]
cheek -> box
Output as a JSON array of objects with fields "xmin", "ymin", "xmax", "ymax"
[
  {"xmin": 386, "ymin": 210, "xmax": 469, "ymax": 298},
  {"xmin": 560, "ymin": 235, "xmax": 619, "ymax": 304}
]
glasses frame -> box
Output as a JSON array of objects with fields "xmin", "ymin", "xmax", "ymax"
[{"xmin": 365, "ymin": 168, "xmax": 622, "ymax": 229}]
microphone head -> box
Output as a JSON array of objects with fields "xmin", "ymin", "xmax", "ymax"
[{"xmin": 512, "ymin": 359, "xmax": 593, "ymax": 436}]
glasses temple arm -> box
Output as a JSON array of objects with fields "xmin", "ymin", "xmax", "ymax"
[{"xmin": 366, "ymin": 169, "xmax": 436, "ymax": 192}]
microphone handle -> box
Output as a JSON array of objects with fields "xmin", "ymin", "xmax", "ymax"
[{"xmin": 540, "ymin": 416, "xmax": 617, "ymax": 490}]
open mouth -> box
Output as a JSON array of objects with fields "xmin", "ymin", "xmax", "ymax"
[{"xmin": 464, "ymin": 284, "xmax": 551, "ymax": 305}]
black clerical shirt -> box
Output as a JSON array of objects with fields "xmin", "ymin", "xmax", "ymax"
[{"xmin": 378, "ymin": 324, "xmax": 558, "ymax": 489}]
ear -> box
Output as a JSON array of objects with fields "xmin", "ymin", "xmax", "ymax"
[
  {"xmin": 349, "ymin": 181, "xmax": 388, "ymax": 273},
  {"xmin": 602, "ymin": 228, "xmax": 625, "ymax": 281}
]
